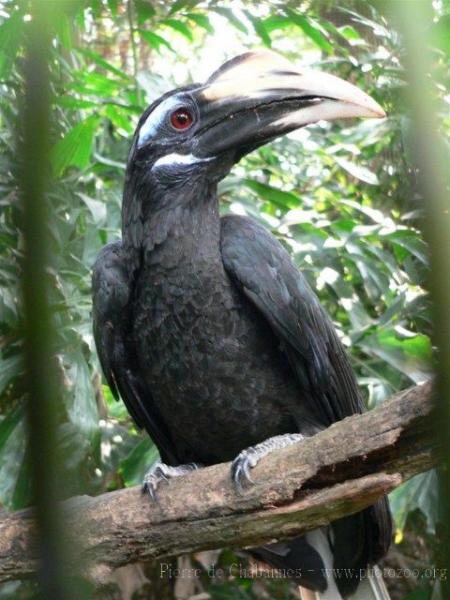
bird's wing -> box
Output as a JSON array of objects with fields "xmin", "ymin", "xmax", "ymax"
[
  {"xmin": 220, "ymin": 215, "xmax": 364, "ymax": 426},
  {"xmin": 92, "ymin": 241, "xmax": 178, "ymax": 464}
]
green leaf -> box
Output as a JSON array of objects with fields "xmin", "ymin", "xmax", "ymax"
[
  {"xmin": 0, "ymin": 404, "xmax": 27, "ymax": 509},
  {"xmin": 361, "ymin": 330, "xmax": 432, "ymax": 383},
  {"xmin": 0, "ymin": 354, "xmax": 22, "ymax": 396},
  {"xmin": 0, "ymin": 402, "xmax": 24, "ymax": 451},
  {"xmin": 71, "ymin": 70, "xmax": 122, "ymax": 97},
  {"xmin": 119, "ymin": 437, "xmax": 159, "ymax": 487},
  {"xmin": 107, "ymin": 0, "xmax": 119, "ymax": 16},
  {"xmin": 213, "ymin": 8, "xmax": 248, "ymax": 34},
  {"xmin": 244, "ymin": 12, "xmax": 271, "ymax": 47},
  {"xmin": 140, "ymin": 30, "xmax": 174, "ymax": 53},
  {"xmin": 78, "ymin": 48, "xmax": 129, "ymax": 80},
  {"xmin": 185, "ymin": 13, "xmax": 214, "ymax": 33},
  {"xmin": 135, "ymin": 0, "xmax": 156, "ymax": 24},
  {"xmin": 390, "ymin": 470, "xmax": 438, "ymax": 533},
  {"xmin": 429, "ymin": 15, "xmax": 450, "ymax": 54},
  {"xmin": 263, "ymin": 15, "xmax": 291, "ymax": 33},
  {"xmin": 50, "ymin": 116, "xmax": 99, "ymax": 176},
  {"xmin": 284, "ymin": 10, "xmax": 333, "ymax": 54},
  {"xmin": 77, "ymin": 193, "xmax": 106, "ymax": 225},
  {"xmin": 104, "ymin": 384, "xmax": 130, "ymax": 420},
  {"xmin": 243, "ymin": 179, "xmax": 299, "ymax": 210},
  {"xmin": 338, "ymin": 24, "xmax": 363, "ymax": 42},
  {"xmin": 61, "ymin": 348, "xmax": 99, "ymax": 436},
  {"xmin": 0, "ymin": 11, "xmax": 24, "ymax": 79},
  {"xmin": 56, "ymin": 96, "xmax": 99, "ymax": 110},
  {"xmin": 161, "ymin": 18, "xmax": 193, "ymax": 41},
  {"xmin": 334, "ymin": 156, "xmax": 379, "ymax": 185}
]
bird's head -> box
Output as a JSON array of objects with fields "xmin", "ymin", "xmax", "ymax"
[{"xmin": 127, "ymin": 50, "xmax": 385, "ymax": 192}]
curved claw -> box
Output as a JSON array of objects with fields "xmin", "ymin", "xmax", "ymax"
[
  {"xmin": 142, "ymin": 462, "xmax": 201, "ymax": 502},
  {"xmin": 231, "ymin": 450, "xmax": 257, "ymax": 494},
  {"xmin": 142, "ymin": 466, "xmax": 166, "ymax": 502}
]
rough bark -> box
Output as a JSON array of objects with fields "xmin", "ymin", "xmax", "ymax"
[{"xmin": 0, "ymin": 381, "xmax": 438, "ymax": 585}]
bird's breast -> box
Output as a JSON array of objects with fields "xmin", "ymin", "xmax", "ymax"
[{"xmin": 131, "ymin": 255, "xmax": 297, "ymax": 464}]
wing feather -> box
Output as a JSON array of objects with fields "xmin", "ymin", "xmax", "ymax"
[
  {"xmin": 221, "ymin": 214, "xmax": 363, "ymax": 426},
  {"xmin": 92, "ymin": 242, "xmax": 178, "ymax": 464}
]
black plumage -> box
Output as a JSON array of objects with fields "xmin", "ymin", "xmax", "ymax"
[{"xmin": 92, "ymin": 50, "xmax": 392, "ymax": 597}]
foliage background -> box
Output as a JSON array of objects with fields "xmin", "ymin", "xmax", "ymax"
[{"xmin": 0, "ymin": 0, "xmax": 448, "ymax": 598}]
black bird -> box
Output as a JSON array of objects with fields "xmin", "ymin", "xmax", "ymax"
[{"xmin": 92, "ymin": 50, "xmax": 392, "ymax": 599}]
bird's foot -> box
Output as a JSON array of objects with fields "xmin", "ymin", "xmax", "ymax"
[
  {"xmin": 231, "ymin": 433, "xmax": 304, "ymax": 493},
  {"xmin": 142, "ymin": 462, "xmax": 201, "ymax": 501}
]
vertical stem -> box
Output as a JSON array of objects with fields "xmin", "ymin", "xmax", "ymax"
[
  {"xmin": 127, "ymin": 0, "xmax": 142, "ymax": 107},
  {"xmin": 394, "ymin": 3, "xmax": 450, "ymax": 596},
  {"xmin": 20, "ymin": 2, "xmax": 73, "ymax": 598}
]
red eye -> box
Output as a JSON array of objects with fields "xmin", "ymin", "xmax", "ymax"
[{"xmin": 170, "ymin": 107, "xmax": 194, "ymax": 130}]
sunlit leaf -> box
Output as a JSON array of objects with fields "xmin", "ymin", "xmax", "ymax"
[
  {"xmin": 140, "ymin": 30, "xmax": 174, "ymax": 53},
  {"xmin": 284, "ymin": 10, "xmax": 333, "ymax": 54},
  {"xmin": 50, "ymin": 116, "xmax": 100, "ymax": 176},
  {"xmin": 162, "ymin": 18, "xmax": 193, "ymax": 41},
  {"xmin": 334, "ymin": 156, "xmax": 379, "ymax": 185},
  {"xmin": 263, "ymin": 15, "xmax": 291, "ymax": 33},
  {"xmin": 185, "ymin": 12, "xmax": 214, "ymax": 34},
  {"xmin": 244, "ymin": 12, "xmax": 271, "ymax": 47},
  {"xmin": 78, "ymin": 48, "xmax": 129, "ymax": 80},
  {"xmin": 243, "ymin": 179, "xmax": 299, "ymax": 210},
  {"xmin": 213, "ymin": 7, "xmax": 248, "ymax": 34},
  {"xmin": 361, "ymin": 330, "xmax": 432, "ymax": 383},
  {"xmin": 0, "ymin": 11, "xmax": 24, "ymax": 79}
]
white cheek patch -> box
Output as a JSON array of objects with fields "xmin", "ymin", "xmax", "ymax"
[
  {"xmin": 152, "ymin": 153, "xmax": 215, "ymax": 170},
  {"xmin": 138, "ymin": 96, "xmax": 182, "ymax": 148}
]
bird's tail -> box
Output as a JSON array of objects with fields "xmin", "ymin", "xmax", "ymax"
[{"xmin": 299, "ymin": 529, "xmax": 391, "ymax": 600}]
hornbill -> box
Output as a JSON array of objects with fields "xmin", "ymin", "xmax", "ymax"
[{"xmin": 92, "ymin": 50, "xmax": 392, "ymax": 599}]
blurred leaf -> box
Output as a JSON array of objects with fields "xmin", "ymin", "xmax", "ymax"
[
  {"xmin": 284, "ymin": 10, "xmax": 333, "ymax": 54},
  {"xmin": 78, "ymin": 193, "xmax": 106, "ymax": 225},
  {"xmin": 119, "ymin": 437, "xmax": 159, "ymax": 487},
  {"xmin": 0, "ymin": 402, "xmax": 24, "ymax": 450},
  {"xmin": 263, "ymin": 15, "xmax": 291, "ymax": 33},
  {"xmin": 135, "ymin": 0, "xmax": 156, "ymax": 24},
  {"xmin": 0, "ymin": 405, "xmax": 27, "ymax": 508},
  {"xmin": 213, "ymin": 7, "xmax": 248, "ymax": 34},
  {"xmin": 334, "ymin": 156, "xmax": 379, "ymax": 185},
  {"xmin": 50, "ymin": 116, "xmax": 99, "ymax": 176},
  {"xmin": 162, "ymin": 18, "xmax": 193, "ymax": 41},
  {"xmin": 61, "ymin": 348, "xmax": 98, "ymax": 436},
  {"xmin": 168, "ymin": 0, "xmax": 197, "ymax": 15},
  {"xmin": 429, "ymin": 15, "xmax": 450, "ymax": 54},
  {"xmin": 0, "ymin": 11, "xmax": 24, "ymax": 79},
  {"xmin": 0, "ymin": 354, "xmax": 22, "ymax": 396},
  {"xmin": 140, "ymin": 30, "xmax": 174, "ymax": 53},
  {"xmin": 244, "ymin": 12, "xmax": 271, "ymax": 47},
  {"xmin": 243, "ymin": 179, "xmax": 299, "ymax": 210},
  {"xmin": 185, "ymin": 12, "xmax": 214, "ymax": 34},
  {"xmin": 78, "ymin": 49, "xmax": 129, "ymax": 80},
  {"xmin": 361, "ymin": 330, "xmax": 432, "ymax": 383},
  {"xmin": 104, "ymin": 384, "xmax": 130, "ymax": 420},
  {"xmin": 390, "ymin": 470, "xmax": 438, "ymax": 533}
]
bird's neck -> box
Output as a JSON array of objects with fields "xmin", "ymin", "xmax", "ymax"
[{"xmin": 122, "ymin": 181, "xmax": 222, "ymax": 274}]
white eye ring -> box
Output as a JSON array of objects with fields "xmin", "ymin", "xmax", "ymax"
[{"xmin": 138, "ymin": 96, "xmax": 184, "ymax": 147}]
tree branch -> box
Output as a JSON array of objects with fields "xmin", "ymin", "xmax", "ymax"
[{"xmin": 0, "ymin": 381, "xmax": 438, "ymax": 585}]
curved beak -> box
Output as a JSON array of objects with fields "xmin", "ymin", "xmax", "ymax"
[{"xmin": 193, "ymin": 50, "xmax": 385, "ymax": 159}]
